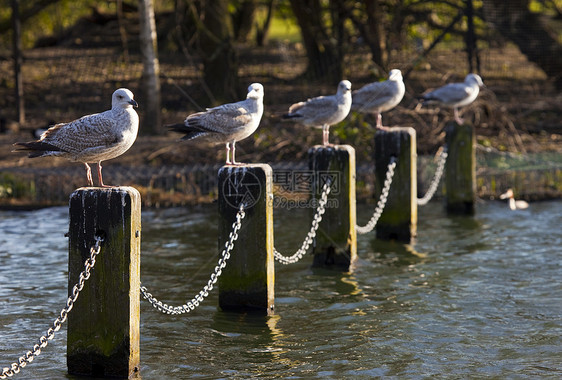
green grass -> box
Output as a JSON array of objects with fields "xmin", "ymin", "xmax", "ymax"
[{"xmin": 266, "ymin": 12, "xmax": 302, "ymax": 44}]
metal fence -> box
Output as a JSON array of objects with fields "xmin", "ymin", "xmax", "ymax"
[{"xmin": 2, "ymin": 148, "xmax": 561, "ymax": 208}]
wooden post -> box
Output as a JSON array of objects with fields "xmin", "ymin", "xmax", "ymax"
[
  {"xmin": 445, "ymin": 122, "xmax": 476, "ymax": 214},
  {"xmin": 218, "ymin": 164, "xmax": 274, "ymax": 314},
  {"xmin": 374, "ymin": 127, "xmax": 417, "ymax": 242},
  {"xmin": 308, "ymin": 145, "xmax": 357, "ymax": 269},
  {"xmin": 68, "ymin": 187, "xmax": 141, "ymax": 378}
]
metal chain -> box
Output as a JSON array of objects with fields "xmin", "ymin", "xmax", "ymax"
[
  {"xmin": 417, "ymin": 146, "xmax": 448, "ymax": 206},
  {"xmin": 1, "ymin": 235, "xmax": 104, "ymax": 379},
  {"xmin": 274, "ymin": 181, "xmax": 332, "ymax": 265},
  {"xmin": 356, "ymin": 158, "xmax": 397, "ymax": 235},
  {"xmin": 141, "ymin": 204, "xmax": 246, "ymax": 315}
]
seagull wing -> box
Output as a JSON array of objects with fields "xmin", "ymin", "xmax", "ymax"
[
  {"xmin": 423, "ymin": 83, "xmax": 472, "ymax": 104},
  {"xmin": 41, "ymin": 111, "xmax": 119, "ymax": 154},
  {"xmin": 353, "ymin": 81, "xmax": 400, "ymax": 110},
  {"xmin": 288, "ymin": 95, "xmax": 337, "ymax": 118},
  {"xmin": 188, "ymin": 100, "xmax": 254, "ymax": 134}
]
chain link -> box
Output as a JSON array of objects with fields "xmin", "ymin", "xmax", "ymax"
[
  {"xmin": 356, "ymin": 158, "xmax": 397, "ymax": 235},
  {"xmin": 274, "ymin": 181, "xmax": 332, "ymax": 264},
  {"xmin": 141, "ymin": 204, "xmax": 246, "ymax": 315},
  {"xmin": 1, "ymin": 235, "xmax": 104, "ymax": 379},
  {"xmin": 417, "ymin": 146, "xmax": 448, "ymax": 206}
]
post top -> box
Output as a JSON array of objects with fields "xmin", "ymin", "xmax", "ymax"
[
  {"xmin": 375, "ymin": 126, "xmax": 416, "ymax": 136},
  {"xmin": 70, "ymin": 186, "xmax": 141, "ymax": 201},
  {"xmin": 219, "ymin": 163, "xmax": 272, "ymax": 175},
  {"xmin": 308, "ymin": 144, "xmax": 356, "ymax": 153}
]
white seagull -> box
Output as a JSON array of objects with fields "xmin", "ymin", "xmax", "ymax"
[
  {"xmin": 14, "ymin": 88, "xmax": 139, "ymax": 187},
  {"xmin": 282, "ymin": 80, "xmax": 352, "ymax": 146},
  {"xmin": 168, "ymin": 83, "xmax": 264, "ymax": 165},
  {"xmin": 500, "ymin": 189, "xmax": 529, "ymax": 210},
  {"xmin": 351, "ymin": 69, "xmax": 405, "ymax": 130},
  {"xmin": 420, "ymin": 73, "xmax": 484, "ymax": 125}
]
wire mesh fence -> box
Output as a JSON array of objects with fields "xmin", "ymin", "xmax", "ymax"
[{"xmin": 2, "ymin": 148, "xmax": 561, "ymax": 208}]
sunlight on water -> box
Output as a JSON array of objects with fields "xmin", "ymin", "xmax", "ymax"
[{"xmin": 0, "ymin": 201, "xmax": 561, "ymax": 379}]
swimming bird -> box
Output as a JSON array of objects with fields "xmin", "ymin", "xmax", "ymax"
[
  {"xmin": 419, "ymin": 73, "xmax": 484, "ymax": 125},
  {"xmin": 31, "ymin": 120, "xmax": 56, "ymax": 139},
  {"xmin": 13, "ymin": 88, "xmax": 139, "ymax": 187},
  {"xmin": 351, "ymin": 69, "xmax": 405, "ymax": 130},
  {"xmin": 282, "ymin": 80, "xmax": 352, "ymax": 146},
  {"xmin": 500, "ymin": 189, "xmax": 529, "ymax": 210},
  {"xmin": 167, "ymin": 83, "xmax": 264, "ymax": 165}
]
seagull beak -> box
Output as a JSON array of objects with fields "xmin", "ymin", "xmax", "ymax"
[{"xmin": 129, "ymin": 99, "xmax": 139, "ymax": 108}]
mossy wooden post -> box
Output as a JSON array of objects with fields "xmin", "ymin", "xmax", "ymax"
[
  {"xmin": 218, "ymin": 164, "xmax": 274, "ymax": 314},
  {"xmin": 445, "ymin": 122, "xmax": 476, "ymax": 214},
  {"xmin": 374, "ymin": 127, "xmax": 417, "ymax": 242},
  {"xmin": 308, "ymin": 145, "xmax": 357, "ymax": 269},
  {"xmin": 68, "ymin": 187, "xmax": 141, "ymax": 378}
]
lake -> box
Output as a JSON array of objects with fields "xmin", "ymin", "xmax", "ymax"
[{"xmin": 0, "ymin": 199, "xmax": 561, "ymax": 379}]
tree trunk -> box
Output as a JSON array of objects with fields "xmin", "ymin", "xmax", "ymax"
[
  {"xmin": 200, "ymin": 0, "xmax": 240, "ymax": 103},
  {"xmin": 232, "ymin": 0, "xmax": 257, "ymax": 43},
  {"xmin": 138, "ymin": 0, "xmax": 162, "ymax": 134},
  {"xmin": 483, "ymin": 0, "xmax": 562, "ymax": 89},
  {"xmin": 289, "ymin": 0, "xmax": 342, "ymax": 82},
  {"xmin": 11, "ymin": 0, "xmax": 24, "ymax": 128},
  {"xmin": 256, "ymin": 0, "xmax": 275, "ymax": 46},
  {"xmin": 364, "ymin": 0, "xmax": 387, "ymax": 69}
]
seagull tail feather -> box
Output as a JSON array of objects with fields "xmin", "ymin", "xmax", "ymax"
[
  {"xmin": 281, "ymin": 113, "xmax": 301, "ymax": 120},
  {"xmin": 166, "ymin": 122, "xmax": 188, "ymax": 133},
  {"xmin": 166, "ymin": 123, "xmax": 207, "ymax": 141},
  {"xmin": 12, "ymin": 141, "xmax": 63, "ymax": 158}
]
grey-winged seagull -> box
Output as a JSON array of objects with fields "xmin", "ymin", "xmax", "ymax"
[
  {"xmin": 282, "ymin": 80, "xmax": 352, "ymax": 146},
  {"xmin": 168, "ymin": 83, "xmax": 264, "ymax": 165},
  {"xmin": 351, "ymin": 69, "xmax": 405, "ymax": 130},
  {"xmin": 13, "ymin": 88, "xmax": 139, "ymax": 187},
  {"xmin": 420, "ymin": 73, "xmax": 484, "ymax": 125}
]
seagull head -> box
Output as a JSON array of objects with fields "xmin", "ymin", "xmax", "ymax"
[
  {"xmin": 465, "ymin": 73, "xmax": 484, "ymax": 88},
  {"xmin": 388, "ymin": 69, "xmax": 403, "ymax": 82},
  {"xmin": 112, "ymin": 88, "xmax": 138, "ymax": 109},
  {"xmin": 247, "ymin": 83, "xmax": 264, "ymax": 100},
  {"xmin": 499, "ymin": 188, "xmax": 514, "ymax": 200},
  {"xmin": 338, "ymin": 80, "xmax": 352, "ymax": 95}
]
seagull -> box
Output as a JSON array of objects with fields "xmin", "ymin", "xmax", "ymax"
[
  {"xmin": 167, "ymin": 83, "xmax": 264, "ymax": 165},
  {"xmin": 13, "ymin": 88, "xmax": 139, "ymax": 187},
  {"xmin": 351, "ymin": 69, "xmax": 405, "ymax": 130},
  {"xmin": 282, "ymin": 80, "xmax": 352, "ymax": 146},
  {"xmin": 419, "ymin": 73, "xmax": 484, "ymax": 125},
  {"xmin": 500, "ymin": 189, "xmax": 529, "ymax": 210}
]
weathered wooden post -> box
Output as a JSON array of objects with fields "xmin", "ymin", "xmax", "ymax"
[
  {"xmin": 68, "ymin": 187, "xmax": 141, "ymax": 378},
  {"xmin": 218, "ymin": 164, "xmax": 274, "ymax": 314},
  {"xmin": 445, "ymin": 122, "xmax": 476, "ymax": 214},
  {"xmin": 374, "ymin": 127, "xmax": 417, "ymax": 242},
  {"xmin": 308, "ymin": 145, "xmax": 357, "ymax": 269}
]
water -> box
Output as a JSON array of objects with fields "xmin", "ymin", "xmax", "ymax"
[{"xmin": 1, "ymin": 201, "xmax": 561, "ymax": 379}]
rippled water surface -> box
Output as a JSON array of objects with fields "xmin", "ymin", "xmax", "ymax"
[{"xmin": 1, "ymin": 200, "xmax": 561, "ymax": 379}]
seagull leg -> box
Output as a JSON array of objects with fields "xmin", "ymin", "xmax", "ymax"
[
  {"xmin": 225, "ymin": 143, "xmax": 232, "ymax": 165},
  {"xmin": 454, "ymin": 107, "xmax": 464, "ymax": 125},
  {"xmin": 376, "ymin": 113, "xmax": 383, "ymax": 128},
  {"xmin": 98, "ymin": 162, "xmax": 111, "ymax": 187},
  {"xmin": 375, "ymin": 112, "xmax": 390, "ymax": 131},
  {"xmin": 84, "ymin": 163, "xmax": 94, "ymax": 187},
  {"xmin": 231, "ymin": 141, "xmax": 241, "ymax": 165},
  {"xmin": 322, "ymin": 124, "xmax": 330, "ymax": 146}
]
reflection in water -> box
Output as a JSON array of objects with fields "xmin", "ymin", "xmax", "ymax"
[
  {"xmin": 339, "ymin": 274, "xmax": 362, "ymax": 296},
  {"xmin": 367, "ymin": 237, "xmax": 428, "ymax": 267}
]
